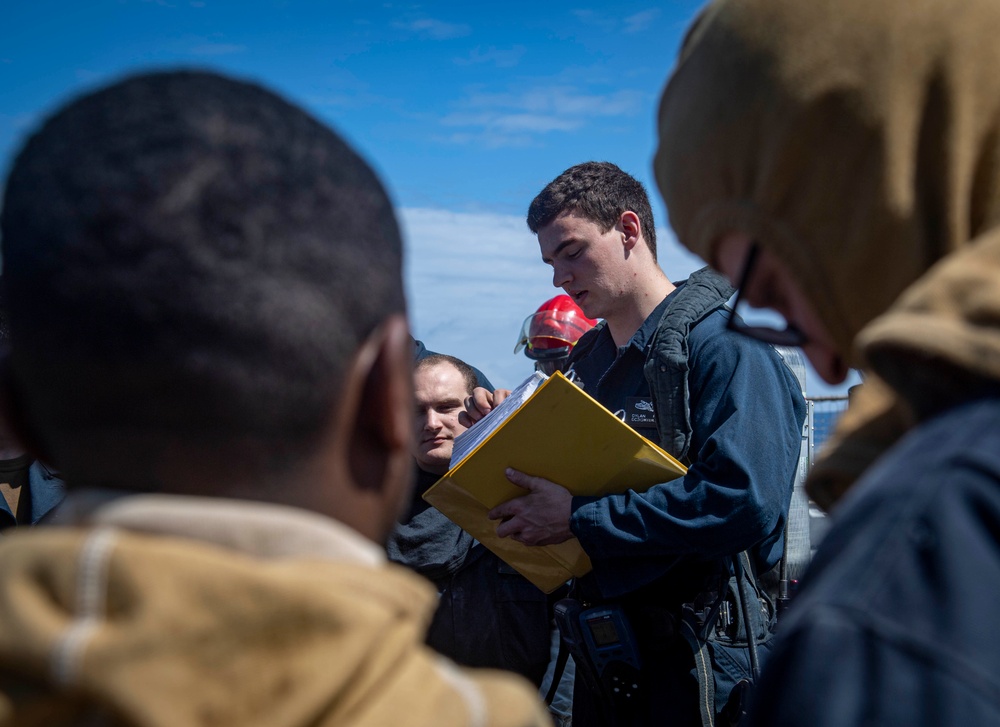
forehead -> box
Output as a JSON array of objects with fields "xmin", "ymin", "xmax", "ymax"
[
  {"xmin": 414, "ymin": 362, "xmax": 468, "ymax": 402},
  {"xmin": 537, "ymin": 210, "xmax": 608, "ymax": 255}
]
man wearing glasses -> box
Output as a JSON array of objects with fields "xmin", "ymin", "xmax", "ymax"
[
  {"xmin": 475, "ymin": 161, "xmax": 806, "ymax": 726},
  {"xmin": 655, "ymin": 0, "xmax": 1000, "ymax": 724}
]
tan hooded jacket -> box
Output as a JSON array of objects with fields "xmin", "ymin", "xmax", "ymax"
[
  {"xmin": 0, "ymin": 493, "xmax": 551, "ymax": 727},
  {"xmin": 654, "ymin": 0, "xmax": 1000, "ymax": 508}
]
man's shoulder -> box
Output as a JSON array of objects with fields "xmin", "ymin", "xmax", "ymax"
[
  {"xmin": 686, "ymin": 305, "xmax": 729, "ymax": 338},
  {"xmin": 835, "ymin": 396, "xmax": 1000, "ymax": 520},
  {"xmin": 28, "ymin": 461, "xmax": 65, "ymax": 522},
  {"xmin": 683, "ymin": 308, "xmax": 749, "ymax": 368},
  {"xmin": 781, "ymin": 398, "xmax": 1000, "ymax": 653},
  {"xmin": 657, "ymin": 266, "xmax": 733, "ymax": 327},
  {"xmin": 756, "ymin": 421, "xmax": 1000, "ymax": 727},
  {"xmin": 646, "ymin": 268, "xmax": 732, "ymax": 350},
  {"xmin": 0, "ymin": 525, "xmax": 549, "ymax": 726},
  {"xmin": 686, "ymin": 307, "xmax": 799, "ymax": 383}
]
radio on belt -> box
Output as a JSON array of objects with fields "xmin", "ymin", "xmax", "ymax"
[{"xmin": 554, "ymin": 600, "xmax": 643, "ymax": 709}]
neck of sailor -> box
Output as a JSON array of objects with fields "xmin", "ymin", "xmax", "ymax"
[{"xmin": 605, "ymin": 262, "xmax": 676, "ymax": 348}]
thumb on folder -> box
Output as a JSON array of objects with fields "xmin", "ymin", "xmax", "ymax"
[{"xmin": 488, "ymin": 468, "xmax": 574, "ymax": 546}]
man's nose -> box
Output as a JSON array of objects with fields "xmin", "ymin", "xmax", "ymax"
[
  {"xmin": 552, "ymin": 263, "xmax": 570, "ymax": 289},
  {"xmin": 424, "ymin": 410, "xmax": 443, "ymax": 431}
]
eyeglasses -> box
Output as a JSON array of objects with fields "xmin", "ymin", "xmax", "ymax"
[{"xmin": 725, "ymin": 243, "xmax": 809, "ymax": 347}]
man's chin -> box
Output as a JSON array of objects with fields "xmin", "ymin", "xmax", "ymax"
[
  {"xmin": 576, "ymin": 295, "xmax": 601, "ymax": 320},
  {"xmin": 417, "ymin": 448, "xmax": 453, "ymax": 474}
]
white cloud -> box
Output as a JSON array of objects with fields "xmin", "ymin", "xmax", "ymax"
[
  {"xmin": 568, "ymin": 8, "xmax": 662, "ymax": 35},
  {"xmin": 189, "ymin": 42, "xmax": 247, "ymax": 56},
  {"xmin": 462, "ymin": 87, "xmax": 642, "ymax": 117},
  {"xmin": 571, "ymin": 9, "xmax": 616, "ymax": 32},
  {"xmin": 454, "ymin": 45, "xmax": 526, "ymax": 68},
  {"xmin": 623, "ymin": 9, "xmax": 661, "ymax": 33},
  {"xmin": 491, "ymin": 113, "xmax": 581, "ymax": 132},
  {"xmin": 440, "ymin": 86, "xmax": 644, "ymax": 147},
  {"xmin": 395, "ymin": 18, "xmax": 471, "ymax": 40},
  {"xmin": 442, "ymin": 111, "xmax": 580, "ymax": 134}
]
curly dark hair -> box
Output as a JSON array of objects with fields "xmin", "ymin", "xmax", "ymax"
[{"xmin": 526, "ymin": 161, "xmax": 657, "ymax": 259}]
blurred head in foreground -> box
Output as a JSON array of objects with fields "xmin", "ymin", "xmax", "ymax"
[
  {"xmin": 656, "ymin": 0, "xmax": 1000, "ymax": 391},
  {"xmin": 0, "ymin": 70, "xmax": 414, "ymax": 543},
  {"xmin": 656, "ymin": 0, "xmax": 1000, "ymax": 500}
]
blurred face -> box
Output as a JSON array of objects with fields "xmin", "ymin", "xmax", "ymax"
[
  {"xmin": 715, "ymin": 232, "xmax": 849, "ymax": 384},
  {"xmin": 538, "ymin": 210, "xmax": 629, "ymax": 322},
  {"xmin": 413, "ymin": 362, "xmax": 471, "ymax": 475}
]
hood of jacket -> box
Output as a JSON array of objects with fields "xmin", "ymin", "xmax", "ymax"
[
  {"xmin": 0, "ymin": 494, "xmax": 548, "ymax": 727},
  {"xmin": 654, "ymin": 0, "xmax": 1000, "ymax": 506}
]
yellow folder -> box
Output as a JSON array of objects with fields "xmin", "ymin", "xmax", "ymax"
[{"xmin": 422, "ymin": 371, "xmax": 687, "ymax": 593}]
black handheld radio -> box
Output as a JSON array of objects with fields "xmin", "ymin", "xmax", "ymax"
[{"xmin": 553, "ymin": 598, "xmax": 643, "ymax": 711}]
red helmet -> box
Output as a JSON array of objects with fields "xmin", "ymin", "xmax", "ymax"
[{"xmin": 514, "ymin": 295, "xmax": 599, "ymax": 362}]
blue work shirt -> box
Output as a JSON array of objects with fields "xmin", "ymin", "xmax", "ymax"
[
  {"xmin": 566, "ymin": 286, "xmax": 805, "ymax": 599},
  {"xmin": 566, "ymin": 292, "xmax": 674, "ymax": 443}
]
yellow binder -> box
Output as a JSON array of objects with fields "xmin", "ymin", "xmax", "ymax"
[{"xmin": 422, "ymin": 371, "xmax": 687, "ymax": 593}]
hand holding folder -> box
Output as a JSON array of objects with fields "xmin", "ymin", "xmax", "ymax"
[{"xmin": 422, "ymin": 371, "xmax": 687, "ymax": 593}]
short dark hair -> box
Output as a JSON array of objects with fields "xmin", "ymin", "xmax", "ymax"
[
  {"xmin": 414, "ymin": 354, "xmax": 478, "ymax": 397},
  {"xmin": 526, "ymin": 161, "xmax": 657, "ymax": 258},
  {"xmin": 0, "ymin": 70, "xmax": 405, "ymax": 480}
]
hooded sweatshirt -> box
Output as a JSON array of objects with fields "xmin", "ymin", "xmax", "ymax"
[
  {"xmin": 653, "ymin": 0, "xmax": 1000, "ymax": 507},
  {"xmin": 0, "ymin": 492, "xmax": 551, "ymax": 727}
]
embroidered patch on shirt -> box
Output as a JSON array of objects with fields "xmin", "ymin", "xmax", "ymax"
[{"xmin": 625, "ymin": 397, "xmax": 656, "ymax": 427}]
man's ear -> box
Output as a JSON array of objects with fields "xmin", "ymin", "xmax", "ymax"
[
  {"xmin": 336, "ymin": 314, "xmax": 414, "ymax": 538},
  {"xmin": 619, "ymin": 211, "xmax": 642, "ymax": 251}
]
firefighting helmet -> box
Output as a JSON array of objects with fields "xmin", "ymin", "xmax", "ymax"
[{"xmin": 513, "ymin": 295, "xmax": 598, "ymax": 362}]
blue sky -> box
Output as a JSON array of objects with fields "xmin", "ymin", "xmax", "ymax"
[{"xmin": 0, "ymin": 1, "xmax": 852, "ymax": 396}]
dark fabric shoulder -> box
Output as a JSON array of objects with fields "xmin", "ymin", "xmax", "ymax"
[
  {"xmin": 643, "ymin": 266, "xmax": 734, "ymax": 459},
  {"xmin": 565, "ymin": 321, "xmax": 607, "ymax": 368},
  {"xmin": 751, "ymin": 397, "xmax": 1000, "ymax": 726},
  {"xmin": 28, "ymin": 462, "xmax": 65, "ymax": 525}
]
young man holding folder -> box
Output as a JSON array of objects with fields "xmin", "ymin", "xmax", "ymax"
[{"xmin": 473, "ymin": 162, "xmax": 805, "ymax": 726}]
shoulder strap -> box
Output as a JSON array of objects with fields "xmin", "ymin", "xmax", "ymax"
[{"xmin": 643, "ymin": 267, "xmax": 734, "ymax": 460}]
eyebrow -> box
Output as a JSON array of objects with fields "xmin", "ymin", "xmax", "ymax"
[
  {"xmin": 417, "ymin": 395, "xmax": 460, "ymax": 408},
  {"xmin": 541, "ymin": 239, "xmax": 578, "ymax": 265}
]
